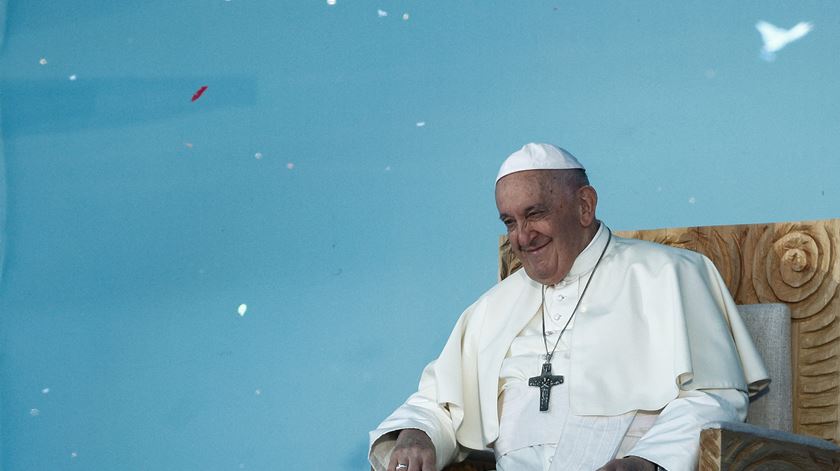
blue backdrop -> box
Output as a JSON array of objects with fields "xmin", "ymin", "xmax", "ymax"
[{"xmin": 0, "ymin": 1, "xmax": 838, "ymax": 469}]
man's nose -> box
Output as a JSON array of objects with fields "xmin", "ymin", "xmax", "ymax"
[{"xmin": 515, "ymin": 221, "xmax": 535, "ymax": 248}]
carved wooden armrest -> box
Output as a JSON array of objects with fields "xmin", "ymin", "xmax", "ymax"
[
  {"xmin": 441, "ymin": 450, "xmax": 496, "ymax": 471},
  {"xmin": 699, "ymin": 421, "xmax": 840, "ymax": 470}
]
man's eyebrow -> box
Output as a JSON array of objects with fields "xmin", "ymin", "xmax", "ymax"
[
  {"xmin": 525, "ymin": 204, "xmax": 547, "ymax": 213},
  {"xmin": 499, "ymin": 205, "xmax": 546, "ymax": 220}
]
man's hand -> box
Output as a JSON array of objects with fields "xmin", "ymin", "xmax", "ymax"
[
  {"xmin": 597, "ymin": 456, "xmax": 658, "ymax": 471},
  {"xmin": 387, "ymin": 428, "xmax": 436, "ymax": 471}
]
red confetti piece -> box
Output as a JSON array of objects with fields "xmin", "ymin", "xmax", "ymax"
[{"xmin": 191, "ymin": 85, "xmax": 208, "ymax": 102}]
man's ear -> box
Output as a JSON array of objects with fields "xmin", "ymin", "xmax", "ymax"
[{"xmin": 577, "ymin": 186, "xmax": 598, "ymax": 226}]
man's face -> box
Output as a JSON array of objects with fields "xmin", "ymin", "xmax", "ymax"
[{"xmin": 495, "ymin": 171, "xmax": 596, "ymax": 285}]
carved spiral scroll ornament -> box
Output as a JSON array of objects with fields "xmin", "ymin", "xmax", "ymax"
[{"xmin": 752, "ymin": 224, "xmax": 840, "ymax": 319}]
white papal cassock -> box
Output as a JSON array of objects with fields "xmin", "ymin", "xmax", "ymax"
[{"xmin": 370, "ymin": 224, "xmax": 769, "ymax": 471}]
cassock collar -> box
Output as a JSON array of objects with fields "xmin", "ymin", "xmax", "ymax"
[{"xmin": 556, "ymin": 222, "xmax": 609, "ymax": 284}]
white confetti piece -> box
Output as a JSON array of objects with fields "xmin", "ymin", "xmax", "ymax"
[
  {"xmin": 286, "ymin": 162, "xmax": 295, "ymax": 170},
  {"xmin": 30, "ymin": 408, "xmax": 40, "ymax": 417},
  {"xmin": 327, "ymin": 0, "xmax": 336, "ymax": 5},
  {"xmin": 184, "ymin": 142, "xmax": 194, "ymax": 149},
  {"xmin": 255, "ymin": 388, "xmax": 262, "ymax": 395},
  {"xmin": 39, "ymin": 58, "xmax": 48, "ymax": 65},
  {"xmin": 71, "ymin": 452, "xmax": 78, "ymax": 459},
  {"xmin": 756, "ymin": 20, "xmax": 812, "ymax": 61},
  {"xmin": 254, "ymin": 152, "xmax": 263, "ymax": 160},
  {"xmin": 402, "ymin": 13, "xmax": 410, "ymax": 20},
  {"xmin": 378, "ymin": 9, "xmax": 388, "ymax": 17},
  {"xmin": 68, "ymin": 74, "xmax": 77, "ymax": 81},
  {"xmin": 688, "ymin": 196, "xmax": 696, "ymax": 204},
  {"xmin": 42, "ymin": 388, "xmax": 50, "ymax": 394},
  {"xmin": 416, "ymin": 121, "xmax": 426, "ymax": 127},
  {"xmin": 237, "ymin": 304, "xmax": 247, "ymax": 316}
]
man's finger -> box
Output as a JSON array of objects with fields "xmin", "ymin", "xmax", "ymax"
[{"xmin": 387, "ymin": 453, "xmax": 406, "ymax": 471}]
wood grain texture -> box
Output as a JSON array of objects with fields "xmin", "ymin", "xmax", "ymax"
[
  {"xmin": 499, "ymin": 218, "xmax": 840, "ymax": 443},
  {"xmin": 699, "ymin": 427, "xmax": 840, "ymax": 471}
]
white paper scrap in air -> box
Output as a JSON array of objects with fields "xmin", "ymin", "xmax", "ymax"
[
  {"xmin": 39, "ymin": 58, "xmax": 47, "ymax": 65},
  {"xmin": 416, "ymin": 121, "xmax": 425, "ymax": 127},
  {"xmin": 378, "ymin": 9, "xmax": 388, "ymax": 17},
  {"xmin": 30, "ymin": 408, "xmax": 40, "ymax": 416},
  {"xmin": 402, "ymin": 13, "xmax": 410, "ymax": 20},
  {"xmin": 756, "ymin": 20, "xmax": 812, "ymax": 62},
  {"xmin": 42, "ymin": 388, "xmax": 50, "ymax": 394},
  {"xmin": 237, "ymin": 304, "xmax": 247, "ymax": 316}
]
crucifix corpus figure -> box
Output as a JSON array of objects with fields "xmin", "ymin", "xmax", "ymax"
[{"xmin": 528, "ymin": 361, "xmax": 564, "ymax": 411}]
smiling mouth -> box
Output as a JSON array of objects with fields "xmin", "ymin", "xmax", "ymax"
[{"xmin": 522, "ymin": 241, "xmax": 550, "ymax": 255}]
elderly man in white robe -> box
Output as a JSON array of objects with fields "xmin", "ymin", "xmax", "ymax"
[{"xmin": 369, "ymin": 143, "xmax": 769, "ymax": 471}]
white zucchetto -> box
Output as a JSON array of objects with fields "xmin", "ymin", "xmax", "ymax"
[{"xmin": 496, "ymin": 143, "xmax": 584, "ymax": 184}]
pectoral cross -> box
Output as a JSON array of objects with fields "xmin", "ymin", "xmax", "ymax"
[{"xmin": 528, "ymin": 361, "xmax": 564, "ymax": 411}]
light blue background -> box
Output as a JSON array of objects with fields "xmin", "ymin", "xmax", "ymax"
[{"xmin": 0, "ymin": 1, "xmax": 838, "ymax": 470}]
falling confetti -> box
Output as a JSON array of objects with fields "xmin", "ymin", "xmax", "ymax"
[
  {"xmin": 756, "ymin": 20, "xmax": 812, "ymax": 62},
  {"xmin": 184, "ymin": 142, "xmax": 194, "ymax": 149},
  {"xmin": 254, "ymin": 152, "xmax": 263, "ymax": 160},
  {"xmin": 402, "ymin": 13, "xmax": 410, "ymax": 20},
  {"xmin": 377, "ymin": 9, "xmax": 388, "ymax": 17},
  {"xmin": 191, "ymin": 85, "xmax": 208, "ymax": 102},
  {"xmin": 30, "ymin": 408, "xmax": 40, "ymax": 417},
  {"xmin": 39, "ymin": 58, "xmax": 48, "ymax": 65},
  {"xmin": 688, "ymin": 196, "xmax": 696, "ymax": 204},
  {"xmin": 41, "ymin": 388, "xmax": 50, "ymax": 394},
  {"xmin": 255, "ymin": 388, "xmax": 262, "ymax": 395},
  {"xmin": 286, "ymin": 162, "xmax": 295, "ymax": 170},
  {"xmin": 327, "ymin": 0, "xmax": 336, "ymax": 4},
  {"xmin": 68, "ymin": 74, "xmax": 77, "ymax": 81},
  {"xmin": 237, "ymin": 304, "xmax": 247, "ymax": 316},
  {"xmin": 416, "ymin": 121, "xmax": 426, "ymax": 127},
  {"xmin": 71, "ymin": 452, "xmax": 78, "ymax": 459}
]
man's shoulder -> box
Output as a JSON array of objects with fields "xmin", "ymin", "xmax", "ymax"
[
  {"xmin": 477, "ymin": 268, "xmax": 531, "ymax": 302},
  {"xmin": 612, "ymin": 234, "xmax": 710, "ymax": 266},
  {"xmin": 461, "ymin": 268, "xmax": 536, "ymax": 318}
]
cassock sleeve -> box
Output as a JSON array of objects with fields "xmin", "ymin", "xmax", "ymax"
[
  {"xmin": 369, "ymin": 303, "xmax": 481, "ymax": 471},
  {"xmin": 623, "ymin": 388, "xmax": 748, "ymax": 471},
  {"xmin": 368, "ymin": 360, "xmax": 463, "ymax": 471}
]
